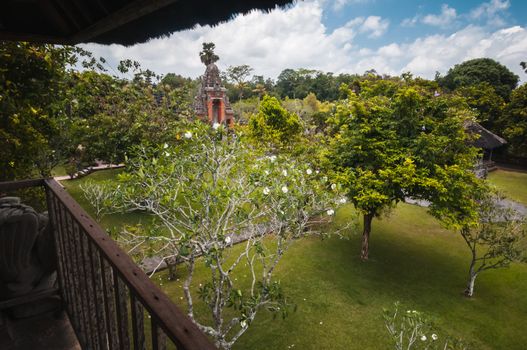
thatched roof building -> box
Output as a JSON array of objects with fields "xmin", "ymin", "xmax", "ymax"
[
  {"xmin": 0, "ymin": 0, "xmax": 293, "ymax": 45},
  {"xmin": 465, "ymin": 121, "xmax": 507, "ymax": 150}
]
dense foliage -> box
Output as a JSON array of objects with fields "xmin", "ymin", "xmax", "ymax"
[
  {"xmin": 438, "ymin": 58, "xmax": 519, "ymax": 101},
  {"xmin": 326, "ymin": 80, "xmax": 480, "ymax": 260},
  {"xmin": 4, "ymin": 40, "xmax": 526, "ymax": 349},
  {"xmin": 499, "ymin": 84, "xmax": 527, "ymax": 157},
  {"xmin": 0, "ymin": 42, "xmax": 78, "ymax": 180},
  {"xmin": 247, "ymin": 95, "xmax": 303, "ymax": 150}
]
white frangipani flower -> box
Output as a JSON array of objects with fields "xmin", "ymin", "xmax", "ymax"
[
  {"xmin": 306, "ymin": 169, "xmax": 313, "ymax": 175},
  {"xmin": 164, "ymin": 151, "xmax": 170, "ymax": 157},
  {"xmin": 431, "ymin": 334, "xmax": 438, "ymax": 341},
  {"xmin": 338, "ymin": 197, "xmax": 347, "ymax": 204},
  {"xmin": 184, "ymin": 131, "xmax": 192, "ymax": 139},
  {"xmin": 263, "ymin": 187, "xmax": 270, "ymax": 195},
  {"xmin": 264, "ymin": 170, "xmax": 270, "ymax": 175},
  {"xmin": 225, "ymin": 236, "xmax": 232, "ymax": 244},
  {"xmin": 331, "ymin": 183, "xmax": 337, "ymax": 190},
  {"xmin": 326, "ymin": 209, "xmax": 335, "ymax": 216},
  {"xmin": 281, "ymin": 186, "xmax": 288, "ymax": 193},
  {"xmin": 282, "ymin": 169, "xmax": 288, "ymax": 176},
  {"xmin": 163, "ymin": 143, "xmax": 169, "ymax": 149},
  {"xmin": 316, "ymin": 170, "xmax": 320, "ymax": 174},
  {"xmin": 420, "ymin": 335, "xmax": 427, "ymax": 341},
  {"xmin": 212, "ymin": 122, "xmax": 221, "ymax": 130}
]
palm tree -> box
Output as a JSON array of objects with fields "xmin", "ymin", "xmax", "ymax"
[{"xmin": 199, "ymin": 42, "xmax": 219, "ymax": 66}]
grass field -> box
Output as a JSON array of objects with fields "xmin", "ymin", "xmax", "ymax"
[
  {"xmin": 62, "ymin": 169, "xmax": 527, "ymax": 349},
  {"xmin": 60, "ymin": 168, "xmax": 154, "ymax": 232},
  {"xmin": 488, "ymin": 169, "xmax": 527, "ymax": 205}
]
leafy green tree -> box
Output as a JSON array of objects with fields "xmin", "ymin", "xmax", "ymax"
[
  {"xmin": 439, "ymin": 58, "xmax": 519, "ymax": 100},
  {"xmin": 226, "ymin": 64, "xmax": 253, "ymax": 101},
  {"xmin": 499, "ymin": 84, "xmax": 527, "ymax": 157},
  {"xmin": 160, "ymin": 72, "xmax": 195, "ymax": 89},
  {"xmin": 250, "ymin": 75, "xmax": 274, "ymax": 99},
  {"xmin": 231, "ymin": 97, "xmax": 260, "ymax": 125},
  {"xmin": 248, "ymin": 95, "xmax": 302, "ymax": 150},
  {"xmin": 455, "ymin": 82, "xmax": 505, "ymax": 130},
  {"xmin": 64, "ymin": 59, "xmax": 193, "ymax": 166},
  {"xmin": 199, "ymin": 42, "xmax": 219, "ymax": 66},
  {"xmin": 0, "ymin": 42, "xmax": 79, "ymax": 181},
  {"xmin": 327, "ymin": 84, "xmax": 479, "ymax": 260}
]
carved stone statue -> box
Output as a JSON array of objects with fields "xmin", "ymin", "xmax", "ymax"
[{"xmin": 0, "ymin": 197, "xmax": 58, "ymax": 318}]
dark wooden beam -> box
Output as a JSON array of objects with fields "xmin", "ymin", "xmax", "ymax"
[
  {"xmin": 70, "ymin": 0, "xmax": 180, "ymax": 44},
  {"xmin": 0, "ymin": 178, "xmax": 45, "ymax": 192},
  {"xmin": 94, "ymin": 0, "xmax": 109, "ymax": 15},
  {"xmin": 70, "ymin": 0, "xmax": 96, "ymax": 26},
  {"xmin": 38, "ymin": 0, "xmax": 72, "ymax": 35},
  {"xmin": 52, "ymin": 0, "xmax": 83, "ymax": 30}
]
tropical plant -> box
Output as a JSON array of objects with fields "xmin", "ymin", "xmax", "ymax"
[{"xmin": 88, "ymin": 122, "xmax": 347, "ymax": 349}]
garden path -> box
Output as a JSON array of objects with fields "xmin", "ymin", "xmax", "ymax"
[{"xmin": 404, "ymin": 197, "xmax": 527, "ymax": 219}]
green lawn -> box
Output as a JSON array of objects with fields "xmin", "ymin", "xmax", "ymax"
[
  {"xmin": 60, "ymin": 169, "xmax": 155, "ymax": 232},
  {"xmin": 63, "ymin": 169, "xmax": 527, "ymax": 350},
  {"xmin": 51, "ymin": 164, "xmax": 67, "ymax": 176},
  {"xmin": 488, "ymin": 169, "xmax": 527, "ymax": 205}
]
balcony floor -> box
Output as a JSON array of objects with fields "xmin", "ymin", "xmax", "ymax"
[{"xmin": 0, "ymin": 310, "xmax": 80, "ymax": 350}]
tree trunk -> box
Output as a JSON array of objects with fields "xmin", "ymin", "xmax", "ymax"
[
  {"xmin": 167, "ymin": 259, "xmax": 177, "ymax": 280},
  {"xmin": 361, "ymin": 212, "xmax": 374, "ymax": 261},
  {"xmin": 464, "ymin": 272, "xmax": 477, "ymax": 297}
]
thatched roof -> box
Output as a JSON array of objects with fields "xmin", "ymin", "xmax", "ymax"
[
  {"xmin": 465, "ymin": 121, "xmax": 507, "ymax": 150},
  {"xmin": 0, "ymin": 0, "xmax": 293, "ymax": 46}
]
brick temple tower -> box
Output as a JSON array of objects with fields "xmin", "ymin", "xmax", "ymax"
[{"xmin": 194, "ymin": 63, "xmax": 234, "ymax": 127}]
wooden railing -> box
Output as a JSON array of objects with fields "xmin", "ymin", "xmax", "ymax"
[{"xmin": 0, "ymin": 178, "xmax": 216, "ymax": 350}]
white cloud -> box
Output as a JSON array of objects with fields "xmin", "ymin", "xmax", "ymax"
[
  {"xmin": 82, "ymin": 1, "xmax": 356, "ymax": 78},
  {"xmin": 402, "ymin": 4, "xmax": 457, "ymax": 28},
  {"xmin": 341, "ymin": 25, "xmax": 527, "ymax": 81},
  {"xmin": 471, "ymin": 0, "xmax": 509, "ymax": 19},
  {"xmin": 80, "ymin": 1, "xmax": 527, "ymax": 83},
  {"xmin": 422, "ymin": 4, "xmax": 457, "ymax": 27},
  {"xmin": 332, "ymin": 0, "xmax": 370, "ymax": 12},
  {"xmin": 401, "ymin": 16, "xmax": 419, "ymax": 27},
  {"xmin": 347, "ymin": 16, "xmax": 390, "ymax": 38},
  {"xmin": 470, "ymin": 0, "xmax": 510, "ymax": 27},
  {"xmin": 393, "ymin": 25, "xmax": 526, "ymax": 79}
]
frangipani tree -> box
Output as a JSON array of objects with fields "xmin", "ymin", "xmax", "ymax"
[
  {"xmin": 435, "ymin": 184, "xmax": 526, "ymax": 297},
  {"xmin": 461, "ymin": 192, "xmax": 526, "ymax": 297},
  {"xmin": 94, "ymin": 122, "xmax": 347, "ymax": 349}
]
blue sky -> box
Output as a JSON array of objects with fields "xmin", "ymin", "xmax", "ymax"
[
  {"xmin": 326, "ymin": 0, "xmax": 527, "ymax": 47},
  {"xmin": 82, "ymin": 0, "xmax": 527, "ymax": 82}
]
